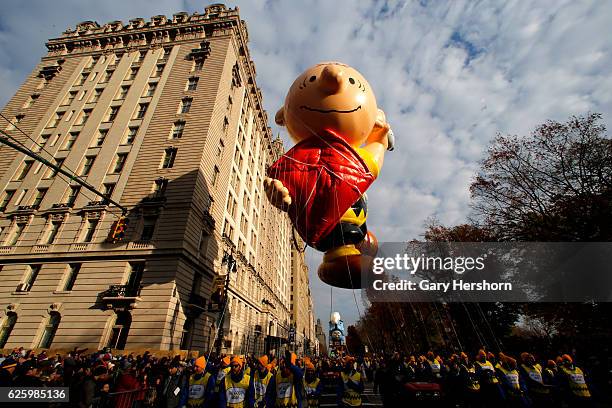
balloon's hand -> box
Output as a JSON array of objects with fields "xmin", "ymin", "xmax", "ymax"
[{"xmin": 264, "ymin": 177, "xmax": 292, "ymax": 211}]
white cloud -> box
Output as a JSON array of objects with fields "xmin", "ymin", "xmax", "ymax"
[{"xmin": 1, "ymin": 0, "xmax": 610, "ymax": 327}]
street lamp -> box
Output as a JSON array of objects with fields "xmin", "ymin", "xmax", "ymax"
[{"xmin": 216, "ymin": 251, "xmax": 237, "ymax": 355}]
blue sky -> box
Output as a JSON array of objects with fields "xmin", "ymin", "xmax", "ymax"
[{"xmin": 1, "ymin": 0, "xmax": 611, "ymax": 327}]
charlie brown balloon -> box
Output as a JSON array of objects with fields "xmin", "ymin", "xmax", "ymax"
[{"xmin": 265, "ymin": 62, "xmax": 393, "ymax": 289}]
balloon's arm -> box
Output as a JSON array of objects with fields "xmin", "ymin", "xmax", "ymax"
[{"xmin": 264, "ymin": 177, "xmax": 291, "ymax": 212}]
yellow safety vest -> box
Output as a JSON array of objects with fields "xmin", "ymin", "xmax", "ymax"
[
  {"xmin": 475, "ymin": 360, "xmax": 499, "ymax": 384},
  {"xmin": 224, "ymin": 373, "xmax": 251, "ymax": 408},
  {"xmin": 341, "ymin": 371, "xmax": 362, "ymax": 407},
  {"xmin": 304, "ymin": 377, "xmax": 321, "ymax": 407},
  {"xmin": 520, "ymin": 364, "xmax": 549, "ymax": 395},
  {"xmin": 253, "ymin": 370, "xmax": 273, "ymax": 404},
  {"xmin": 497, "ymin": 366, "xmax": 521, "ymax": 391},
  {"xmin": 275, "ymin": 371, "xmax": 298, "ymax": 408},
  {"xmin": 189, "ymin": 372, "xmax": 211, "ymax": 407},
  {"xmin": 427, "ymin": 359, "xmax": 441, "ymax": 375},
  {"xmin": 560, "ymin": 366, "xmax": 591, "ymax": 398},
  {"xmin": 461, "ymin": 364, "xmax": 480, "ymax": 392}
]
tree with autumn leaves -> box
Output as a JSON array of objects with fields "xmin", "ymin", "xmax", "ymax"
[{"xmin": 355, "ymin": 112, "xmax": 612, "ymax": 355}]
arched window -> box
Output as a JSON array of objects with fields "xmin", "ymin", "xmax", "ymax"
[
  {"xmin": 39, "ymin": 312, "xmax": 61, "ymax": 349},
  {"xmin": 0, "ymin": 312, "xmax": 17, "ymax": 348},
  {"xmin": 180, "ymin": 317, "xmax": 195, "ymax": 350},
  {"xmin": 107, "ymin": 311, "xmax": 131, "ymax": 350}
]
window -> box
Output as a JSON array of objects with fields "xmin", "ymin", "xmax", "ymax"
[
  {"xmin": 227, "ymin": 95, "xmax": 233, "ymax": 110},
  {"xmin": 141, "ymin": 217, "xmax": 156, "ymax": 241},
  {"xmin": 63, "ymin": 132, "xmax": 79, "ymax": 150},
  {"xmin": 24, "ymin": 94, "xmax": 39, "ymax": 109},
  {"xmin": 63, "ymin": 264, "xmax": 80, "ymax": 291},
  {"xmin": 95, "ymin": 129, "xmax": 107, "ymax": 146},
  {"xmin": 66, "ymin": 186, "xmax": 80, "ymax": 206},
  {"xmin": 193, "ymin": 59, "xmax": 204, "ymax": 71},
  {"xmin": 180, "ymin": 98, "xmax": 192, "ymax": 114},
  {"xmin": 145, "ymin": 82, "xmax": 157, "ymax": 97},
  {"xmin": 78, "ymin": 109, "xmax": 92, "ymax": 125},
  {"xmin": 127, "ymin": 66, "xmax": 139, "ymax": 80},
  {"xmin": 34, "ymin": 134, "xmax": 50, "ymax": 152},
  {"xmin": 212, "ymin": 166, "xmax": 220, "ymax": 186},
  {"xmin": 76, "ymin": 72, "xmax": 89, "ymax": 86},
  {"xmin": 38, "ymin": 312, "xmax": 61, "ymax": 349},
  {"xmin": 15, "ymin": 161, "xmax": 33, "ymax": 181},
  {"xmin": 45, "ymin": 220, "xmax": 62, "ymax": 245},
  {"xmin": 81, "ymin": 156, "xmax": 95, "ymax": 176},
  {"xmin": 135, "ymin": 103, "xmax": 148, "ymax": 119},
  {"xmin": 125, "ymin": 126, "xmax": 138, "ymax": 144},
  {"xmin": 227, "ymin": 196, "xmax": 237, "ymax": 218},
  {"xmin": 63, "ymin": 91, "xmax": 77, "ymax": 106},
  {"xmin": 0, "ymin": 312, "xmax": 17, "ymax": 348},
  {"xmin": 107, "ymin": 311, "xmax": 132, "ymax": 350},
  {"xmin": 45, "ymin": 158, "xmax": 64, "ymax": 179},
  {"xmin": 171, "ymin": 121, "xmax": 185, "ymax": 139},
  {"xmin": 137, "ymin": 50, "xmax": 146, "ymax": 62},
  {"xmin": 65, "ymin": 110, "xmax": 75, "ymax": 122},
  {"xmin": 0, "ymin": 190, "xmax": 16, "ymax": 211},
  {"xmin": 32, "ymin": 188, "xmax": 48, "ymax": 208},
  {"xmin": 7, "ymin": 223, "xmax": 25, "ymax": 246},
  {"xmin": 153, "ymin": 64, "xmax": 165, "ymax": 78},
  {"xmin": 107, "ymin": 106, "xmax": 120, "ymax": 121},
  {"xmin": 126, "ymin": 263, "xmax": 144, "ymax": 296},
  {"xmin": 90, "ymin": 88, "xmax": 103, "ymax": 103},
  {"xmin": 217, "ymin": 139, "xmax": 224, "ymax": 157},
  {"xmin": 186, "ymin": 77, "xmax": 199, "ymax": 91},
  {"xmin": 153, "ymin": 178, "xmax": 168, "ymax": 197},
  {"xmin": 162, "ymin": 47, "xmax": 172, "ymax": 58},
  {"xmin": 82, "ymin": 219, "xmax": 98, "ymax": 242},
  {"xmin": 103, "ymin": 183, "xmax": 116, "ymax": 198},
  {"xmin": 223, "ymin": 117, "xmax": 229, "ymax": 132},
  {"xmin": 19, "ymin": 265, "xmax": 40, "ymax": 292},
  {"xmin": 47, "ymin": 112, "xmax": 64, "ymax": 128},
  {"xmin": 117, "ymin": 85, "xmax": 130, "ymax": 100},
  {"xmin": 88, "ymin": 55, "xmax": 99, "ymax": 68},
  {"xmin": 113, "ymin": 153, "xmax": 127, "ymax": 173},
  {"xmin": 161, "ymin": 148, "xmax": 177, "ymax": 169},
  {"xmin": 102, "ymin": 69, "xmax": 114, "ymax": 83},
  {"xmin": 89, "ymin": 72, "xmax": 98, "ymax": 82}
]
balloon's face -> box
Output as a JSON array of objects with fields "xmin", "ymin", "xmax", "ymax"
[{"xmin": 279, "ymin": 62, "xmax": 378, "ymax": 146}]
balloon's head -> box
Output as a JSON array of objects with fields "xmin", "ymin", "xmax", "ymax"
[{"xmin": 276, "ymin": 62, "xmax": 379, "ymax": 146}]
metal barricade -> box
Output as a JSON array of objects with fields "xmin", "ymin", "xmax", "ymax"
[{"xmin": 92, "ymin": 387, "xmax": 156, "ymax": 408}]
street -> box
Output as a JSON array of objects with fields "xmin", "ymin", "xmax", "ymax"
[{"xmin": 319, "ymin": 382, "xmax": 383, "ymax": 407}]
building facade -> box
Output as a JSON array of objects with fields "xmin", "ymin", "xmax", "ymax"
[{"xmin": 0, "ymin": 4, "xmax": 313, "ymax": 355}]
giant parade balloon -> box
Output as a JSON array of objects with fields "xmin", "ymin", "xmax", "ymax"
[{"xmin": 264, "ymin": 62, "xmax": 394, "ymax": 289}]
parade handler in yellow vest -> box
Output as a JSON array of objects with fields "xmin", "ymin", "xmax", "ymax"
[
  {"xmin": 250, "ymin": 355, "xmax": 274, "ymax": 408},
  {"xmin": 189, "ymin": 356, "xmax": 213, "ymax": 408},
  {"xmin": 268, "ymin": 351, "xmax": 305, "ymax": 408},
  {"xmin": 474, "ymin": 349, "xmax": 504, "ymax": 404},
  {"xmin": 337, "ymin": 356, "xmax": 364, "ymax": 407},
  {"xmin": 303, "ymin": 358, "xmax": 323, "ymax": 408},
  {"xmin": 519, "ymin": 352, "xmax": 552, "ymax": 406},
  {"xmin": 495, "ymin": 353, "xmax": 529, "ymax": 407},
  {"xmin": 557, "ymin": 354, "xmax": 592, "ymax": 407},
  {"xmin": 218, "ymin": 356, "xmax": 255, "ymax": 408}
]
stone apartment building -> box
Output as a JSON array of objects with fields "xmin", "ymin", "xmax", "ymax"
[{"xmin": 0, "ymin": 4, "xmax": 314, "ymax": 355}]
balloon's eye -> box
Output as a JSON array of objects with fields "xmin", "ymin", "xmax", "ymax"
[
  {"xmin": 309, "ymin": 76, "xmax": 316, "ymax": 82},
  {"xmin": 349, "ymin": 77, "xmax": 355, "ymax": 85}
]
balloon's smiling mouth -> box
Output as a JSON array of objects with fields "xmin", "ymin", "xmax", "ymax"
[{"xmin": 300, "ymin": 105, "xmax": 362, "ymax": 114}]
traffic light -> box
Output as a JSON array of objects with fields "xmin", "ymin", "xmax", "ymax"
[{"xmin": 108, "ymin": 216, "xmax": 129, "ymax": 243}]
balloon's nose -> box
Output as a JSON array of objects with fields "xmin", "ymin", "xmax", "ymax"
[{"xmin": 318, "ymin": 65, "xmax": 345, "ymax": 95}]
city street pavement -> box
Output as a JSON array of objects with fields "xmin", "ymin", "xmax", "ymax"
[{"xmin": 319, "ymin": 382, "xmax": 383, "ymax": 407}]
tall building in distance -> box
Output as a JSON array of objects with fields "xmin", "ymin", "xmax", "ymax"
[{"xmin": 0, "ymin": 4, "xmax": 315, "ymax": 355}]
